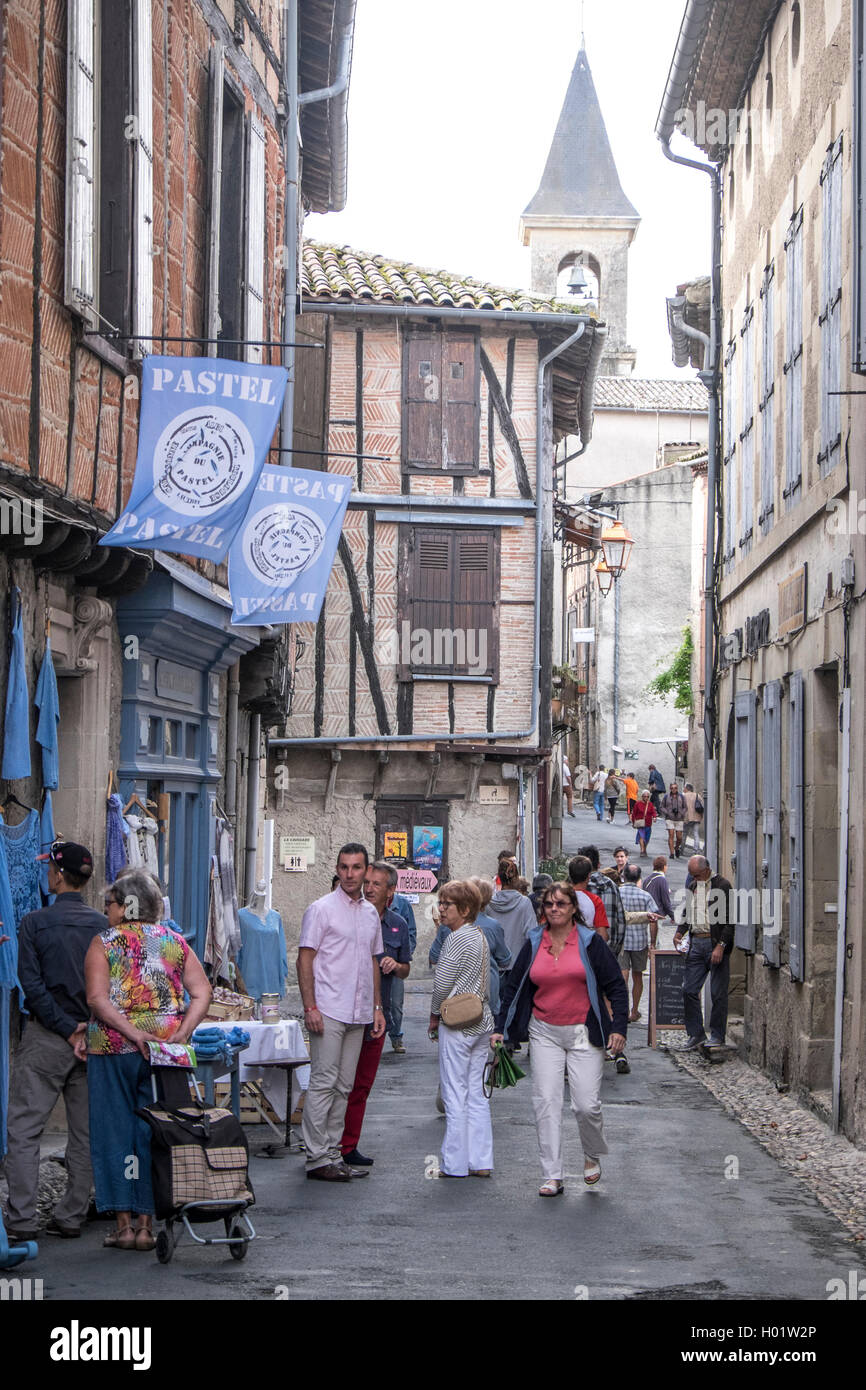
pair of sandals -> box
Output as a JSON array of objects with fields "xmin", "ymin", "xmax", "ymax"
[
  {"xmin": 104, "ymin": 1222, "xmax": 155, "ymax": 1251},
  {"xmin": 539, "ymin": 1159, "xmax": 602, "ymax": 1197}
]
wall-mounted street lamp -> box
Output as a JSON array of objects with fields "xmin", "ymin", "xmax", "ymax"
[
  {"xmin": 594, "ymin": 555, "xmax": 613, "ymax": 596},
  {"xmin": 600, "ymin": 520, "xmax": 634, "ymax": 578}
]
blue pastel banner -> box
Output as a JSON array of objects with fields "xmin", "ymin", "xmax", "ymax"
[
  {"xmin": 100, "ymin": 357, "xmax": 288, "ymax": 562},
  {"xmin": 228, "ymin": 465, "xmax": 352, "ymax": 625}
]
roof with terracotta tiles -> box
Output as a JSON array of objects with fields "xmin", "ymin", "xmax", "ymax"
[
  {"xmin": 594, "ymin": 377, "xmax": 708, "ymax": 413},
  {"xmin": 301, "ymin": 242, "xmax": 590, "ymax": 315}
]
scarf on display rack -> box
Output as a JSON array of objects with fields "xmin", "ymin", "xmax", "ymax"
[
  {"xmin": 105, "ymin": 794, "xmax": 128, "ymax": 883},
  {"xmin": 0, "ymin": 824, "xmax": 24, "ymax": 1159},
  {"xmin": 35, "ymin": 636, "xmax": 60, "ymax": 790},
  {"xmin": 2, "ymin": 587, "xmax": 30, "ymax": 781},
  {"xmin": 204, "ymin": 820, "xmax": 242, "ymax": 984}
]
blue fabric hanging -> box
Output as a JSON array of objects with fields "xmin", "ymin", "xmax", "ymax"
[
  {"xmin": 238, "ymin": 907, "xmax": 289, "ymax": 1000},
  {"xmin": 0, "ymin": 831, "xmax": 24, "ymax": 1158},
  {"xmin": 0, "ymin": 985, "xmax": 10, "ymax": 1162},
  {"xmin": 2, "ymin": 588, "xmax": 30, "ymax": 780},
  {"xmin": 39, "ymin": 790, "xmax": 57, "ymax": 903},
  {"xmin": 35, "ymin": 636, "xmax": 60, "ymax": 790},
  {"xmin": 105, "ymin": 793, "xmax": 128, "ymax": 883}
]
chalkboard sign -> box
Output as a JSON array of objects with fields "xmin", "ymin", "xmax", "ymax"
[{"xmin": 648, "ymin": 950, "xmax": 686, "ymax": 1046}]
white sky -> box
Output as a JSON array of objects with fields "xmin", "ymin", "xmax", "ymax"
[{"xmin": 306, "ymin": 0, "xmax": 709, "ymax": 377}]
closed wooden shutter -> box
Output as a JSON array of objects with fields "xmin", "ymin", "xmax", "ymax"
[
  {"xmin": 784, "ymin": 206, "xmax": 804, "ymax": 506},
  {"xmin": 758, "ymin": 262, "xmax": 775, "ymax": 534},
  {"xmin": 398, "ymin": 527, "xmax": 498, "ymax": 679},
  {"xmin": 733, "ymin": 688, "xmax": 758, "ymax": 953},
  {"xmin": 787, "ymin": 671, "xmax": 805, "ymax": 980},
  {"xmin": 65, "ymin": 0, "xmax": 96, "ymax": 319},
  {"xmin": 403, "ymin": 331, "xmax": 479, "ymax": 472},
  {"xmin": 761, "ymin": 680, "xmax": 783, "ymax": 967},
  {"xmin": 723, "ymin": 340, "xmax": 737, "ymax": 566},
  {"xmin": 819, "ymin": 136, "xmax": 843, "ymax": 473},
  {"xmin": 205, "ymin": 45, "xmax": 225, "ymax": 355},
  {"xmin": 454, "ymin": 531, "xmax": 497, "ymax": 678},
  {"xmin": 244, "ymin": 114, "xmax": 266, "ymax": 364},
  {"xmin": 739, "ymin": 304, "xmax": 755, "ymax": 554},
  {"xmin": 132, "ymin": 0, "xmax": 154, "ymax": 353}
]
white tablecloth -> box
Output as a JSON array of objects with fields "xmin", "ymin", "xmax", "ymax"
[{"xmin": 204, "ymin": 1018, "xmax": 309, "ymax": 1119}]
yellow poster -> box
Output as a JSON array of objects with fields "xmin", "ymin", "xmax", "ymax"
[{"xmin": 384, "ymin": 831, "xmax": 408, "ymax": 858}]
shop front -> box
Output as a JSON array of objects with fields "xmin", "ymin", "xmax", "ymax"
[{"xmin": 116, "ymin": 560, "xmax": 261, "ymax": 956}]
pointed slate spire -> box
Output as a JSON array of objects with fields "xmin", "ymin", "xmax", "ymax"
[{"xmin": 523, "ymin": 47, "xmax": 639, "ymax": 221}]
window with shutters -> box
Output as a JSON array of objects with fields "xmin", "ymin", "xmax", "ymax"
[
  {"xmin": 819, "ymin": 136, "xmax": 843, "ymax": 474},
  {"xmin": 402, "ymin": 330, "xmax": 481, "ymax": 473},
  {"xmin": 733, "ymin": 688, "xmax": 758, "ymax": 953},
  {"xmin": 722, "ymin": 339, "xmax": 737, "ymax": 568},
  {"xmin": 739, "ymin": 304, "xmax": 755, "ymax": 554},
  {"xmin": 65, "ymin": 0, "xmax": 153, "ymax": 350},
  {"xmin": 758, "ymin": 262, "xmax": 775, "ymax": 535},
  {"xmin": 783, "ymin": 206, "xmax": 804, "ymax": 507},
  {"xmin": 396, "ymin": 526, "xmax": 499, "ymax": 681},
  {"xmin": 787, "ymin": 671, "xmax": 805, "ymax": 980}
]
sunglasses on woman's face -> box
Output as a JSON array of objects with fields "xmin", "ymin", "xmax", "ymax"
[{"xmin": 544, "ymin": 898, "xmax": 572, "ymax": 910}]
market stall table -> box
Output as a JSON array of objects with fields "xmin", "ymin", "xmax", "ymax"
[{"xmin": 203, "ymin": 1019, "xmax": 309, "ymax": 1144}]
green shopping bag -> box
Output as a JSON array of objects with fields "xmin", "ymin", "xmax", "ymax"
[{"xmin": 483, "ymin": 1042, "xmax": 526, "ymax": 1097}]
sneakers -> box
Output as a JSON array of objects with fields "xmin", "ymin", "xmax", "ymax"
[
  {"xmin": 390, "ymin": 1038, "xmax": 406, "ymax": 1054},
  {"xmin": 707, "ymin": 1035, "xmax": 726, "ymax": 1048},
  {"xmin": 680, "ymin": 1035, "xmax": 707, "ymax": 1051},
  {"xmin": 614, "ymin": 1055, "xmax": 630, "ymax": 1074}
]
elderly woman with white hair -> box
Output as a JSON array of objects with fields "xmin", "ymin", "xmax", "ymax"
[{"xmin": 83, "ymin": 868, "xmax": 211, "ymax": 1251}]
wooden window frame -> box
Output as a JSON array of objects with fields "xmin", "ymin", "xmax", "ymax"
[
  {"xmin": 401, "ymin": 326, "xmax": 481, "ymax": 475},
  {"xmin": 396, "ymin": 524, "xmax": 500, "ymax": 683}
]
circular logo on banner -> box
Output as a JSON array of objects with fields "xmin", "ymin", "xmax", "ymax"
[
  {"xmin": 153, "ymin": 408, "xmax": 255, "ymax": 514},
  {"xmin": 244, "ymin": 505, "xmax": 326, "ymax": 586}
]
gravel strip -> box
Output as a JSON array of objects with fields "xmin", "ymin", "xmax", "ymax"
[{"xmin": 656, "ymin": 1031, "xmax": 866, "ymax": 1242}]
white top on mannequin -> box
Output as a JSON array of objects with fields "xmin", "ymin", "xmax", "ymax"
[{"xmin": 246, "ymin": 879, "xmax": 268, "ymax": 920}]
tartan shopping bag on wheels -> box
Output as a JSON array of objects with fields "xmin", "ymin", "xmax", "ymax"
[{"xmin": 136, "ymin": 1102, "xmax": 255, "ymax": 1221}]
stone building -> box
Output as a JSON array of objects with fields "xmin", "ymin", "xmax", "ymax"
[
  {"xmin": 659, "ymin": 0, "xmax": 866, "ymax": 1144},
  {"xmin": 0, "ymin": 1, "xmax": 354, "ymax": 953},
  {"xmin": 266, "ymin": 243, "xmax": 607, "ymax": 955}
]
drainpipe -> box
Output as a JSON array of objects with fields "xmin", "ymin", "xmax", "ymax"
[
  {"xmin": 656, "ymin": 2, "xmax": 722, "ymax": 866},
  {"xmin": 225, "ymin": 661, "xmax": 240, "ymax": 822},
  {"xmin": 271, "ymin": 319, "xmax": 593, "ymax": 750},
  {"xmin": 244, "ymin": 712, "xmax": 261, "ymax": 899},
  {"xmin": 832, "ymin": 568, "xmax": 854, "ymax": 1131}
]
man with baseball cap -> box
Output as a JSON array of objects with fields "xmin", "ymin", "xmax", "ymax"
[{"xmin": 3, "ymin": 841, "xmax": 105, "ymax": 1241}]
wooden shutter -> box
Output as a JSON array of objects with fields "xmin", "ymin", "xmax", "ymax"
[
  {"xmin": 65, "ymin": 0, "xmax": 96, "ymax": 319},
  {"xmin": 761, "ymin": 680, "xmax": 783, "ymax": 966},
  {"xmin": 733, "ymin": 688, "xmax": 758, "ymax": 952},
  {"xmin": 404, "ymin": 334, "xmax": 443, "ymax": 470},
  {"xmin": 759, "ymin": 262, "xmax": 775, "ymax": 534},
  {"xmin": 442, "ymin": 336, "xmax": 480, "ymax": 473},
  {"xmin": 739, "ymin": 304, "xmax": 755, "ymax": 553},
  {"xmin": 244, "ymin": 114, "xmax": 266, "ymax": 364},
  {"xmin": 784, "ymin": 207, "xmax": 804, "ymax": 506},
  {"xmin": 819, "ymin": 137, "xmax": 843, "ymax": 473},
  {"xmin": 132, "ymin": 0, "xmax": 153, "ymax": 353},
  {"xmin": 205, "ymin": 45, "xmax": 225, "ymax": 355},
  {"xmin": 454, "ymin": 531, "xmax": 497, "ymax": 679},
  {"xmin": 723, "ymin": 340, "xmax": 737, "ymax": 565},
  {"xmin": 405, "ymin": 528, "xmax": 453, "ymax": 674},
  {"xmin": 787, "ymin": 671, "xmax": 805, "ymax": 980}
]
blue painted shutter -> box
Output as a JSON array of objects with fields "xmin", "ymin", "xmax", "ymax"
[
  {"xmin": 819, "ymin": 136, "xmax": 843, "ymax": 473},
  {"xmin": 739, "ymin": 303, "xmax": 755, "ymax": 554},
  {"xmin": 787, "ymin": 671, "xmax": 805, "ymax": 980},
  {"xmin": 733, "ymin": 689, "xmax": 758, "ymax": 952},
  {"xmin": 784, "ymin": 207, "xmax": 804, "ymax": 507},
  {"xmin": 759, "ymin": 262, "xmax": 775, "ymax": 534},
  {"xmin": 761, "ymin": 680, "xmax": 783, "ymax": 966},
  {"xmin": 723, "ymin": 339, "xmax": 737, "ymax": 568}
]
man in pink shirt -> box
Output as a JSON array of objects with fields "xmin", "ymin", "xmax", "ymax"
[{"xmin": 297, "ymin": 844, "xmax": 385, "ymax": 1182}]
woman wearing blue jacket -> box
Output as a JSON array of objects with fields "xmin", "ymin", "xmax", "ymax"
[{"xmin": 491, "ymin": 881, "xmax": 628, "ymax": 1197}]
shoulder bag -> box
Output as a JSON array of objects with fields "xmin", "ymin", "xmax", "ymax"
[{"xmin": 440, "ymin": 931, "xmax": 490, "ymax": 1029}]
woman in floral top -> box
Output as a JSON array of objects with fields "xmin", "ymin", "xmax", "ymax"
[{"xmin": 83, "ymin": 869, "xmax": 211, "ymax": 1251}]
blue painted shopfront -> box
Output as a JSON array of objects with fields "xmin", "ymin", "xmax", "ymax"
[{"xmin": 116, "ymin": 562, "xmax": 259, "ymax": 957}]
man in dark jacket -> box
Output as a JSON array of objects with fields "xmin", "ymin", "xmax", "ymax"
[
  {"xmin": 4, "ymin": 842, "xmax": 105, "ymax": 1240},
  {"xmin": 673, "ymin": 855, "xmax": 736, "ymax": 1049},
  {"xmin": 647, "ymin": 764, "xmax": 666, "ymax": 812}
]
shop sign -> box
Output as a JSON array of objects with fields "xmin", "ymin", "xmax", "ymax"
[
  {"xmin": 396, "ymin": 868, "xmax": 438, "ymax": 894},
  {"xmin": 279, "ymin": 834, "xmax": 315, "ymax": 866},
  {"xmin": 229, "ymin": 466, "xmax": 352, "ymax": 625},
  {"xmin": 383, "ymin": 831, "xmax": 408, "ymax": 857},
  {"xmin": 413, "ymin": 825, "xmax": 443, "ymax": 869},
  {"xmin": 156, "ymin": 661, "xmax": 197, "ymax": 704},
  {"xmin": 100, "ymin": 356, "xmax": 287, "ymax": 562},
  {"xmin": 478, "ymin": 786, "xmax": 508, "ymax": 805},
  {"xmin": 778, "ymin": 566, "xmax": 807, "ymax": 636}
]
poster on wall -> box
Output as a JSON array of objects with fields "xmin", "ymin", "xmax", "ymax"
[
  {"xmin": 229, "ymin": 466, "xmax": 352, "ymax": 624},
  {"xmin": 100, "ymin": 357, "xmax": 288, "ymax": 562},
  {"xmin": 413, "ymin": 825, "xmax": 443, "ymax": 870},
  {"xmin": 383, "ymin": 831, "xmax": 408, "ymax": 858}
]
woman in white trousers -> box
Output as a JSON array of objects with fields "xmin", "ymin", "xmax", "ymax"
[{"xmin": 429, "ymin": 879, "xmax": 494, "ymax": 1178}]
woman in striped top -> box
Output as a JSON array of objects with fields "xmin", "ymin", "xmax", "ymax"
[{"xmin": 429, "ymin": 879, "xmax": 494, "ymax": 1178}]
